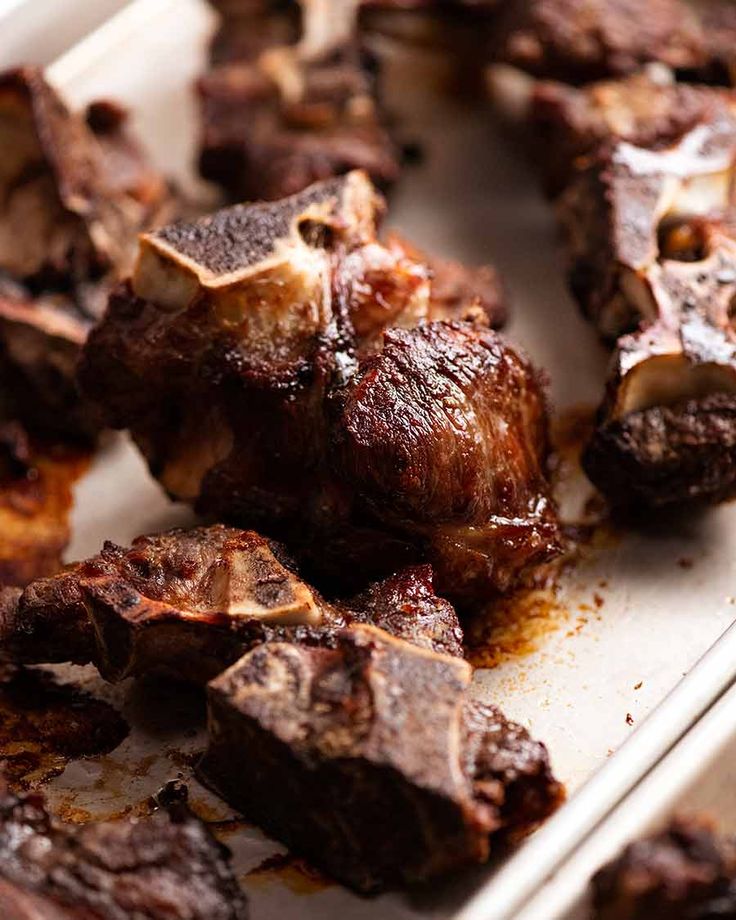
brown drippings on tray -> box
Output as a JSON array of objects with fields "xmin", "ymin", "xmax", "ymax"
[
  {"xmin": 0, "ymin": 665, "xmax": 128, "ymax": 789},
  {"xmin": 465, "ymin": 578, "xmax": 568, "ymax": 668},
  {"xmin": 246, "ymin": 852, "xmax": 332, "ymax": 895}
]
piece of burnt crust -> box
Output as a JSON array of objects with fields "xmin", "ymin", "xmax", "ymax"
[
  {"xmin": 2, "ymin": 525, "xmax": 464, "ymax": 683},
  {"xmin": 0, "ymin": 66, "xmax": 173, "ymax": 442},
  {"xmin": 0, "ymin": 421, "xmax": 89, "ymax": 587},
  {"xmin": 199, "ymin": 623, "xmax": 564, "ymax": 892},
  {"xmin": 198, "ymin": 0, "xmax": 400, "ymax": 201},
  {"xmin": 553, "ymin": 81, "xmax": 736, "ymax": 508},
  {"xmin": 79, "ymin": 171, "xmax": 558, "ymax": 602},
  {"xmin": 0, "ymin": 780, "xmax": 249, "ymax": 919},
  {"xmin": 491, "ymin": 0, "xmax": 706, "ymax": 84},
  {"xmin": 592, "ymin": 815, "xmax": 736, "ymax": 920}
]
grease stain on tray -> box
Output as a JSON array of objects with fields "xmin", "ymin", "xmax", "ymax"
[
  {"xmin": 246, "ymin": 852, "xmax": 333, "ymax": 895},
  {"xmin": 0, "ymin": 665, "xmax": 128, "ymax": 789}
]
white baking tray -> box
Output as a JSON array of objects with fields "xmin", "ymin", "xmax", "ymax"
[
  {"xmin": 0, "ymin": 0, "xmax": 132, "ymax": 70},
  {"xmin": 13, "ymin": 1, "xmax": 736, "ymax": 918}
]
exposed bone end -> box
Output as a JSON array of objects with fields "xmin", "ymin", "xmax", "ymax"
[
  {"xmin": 134, "ymin": 170, "xmax": 382, "ymax": 311},
  {"xmin": 209, "ymin": 530, "xmax": 324, "ymax": 625}
]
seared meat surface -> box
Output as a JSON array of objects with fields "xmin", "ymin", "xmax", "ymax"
[
  {"xmin": 0, "ymin": 780, "xmax": 248, "ymax": 919},
  {"xmin": 2, "ymin": 525, "xmax": 464, "ymax": 682},
  {"xmin": 0, "ymin": 421, "xmax": 89, "ymax": 586},
  {"xmin": 529, "ymin": 70, "xmax": 729, "ymax": 197},
  {"xmin": 0, "ymin": 66, "xmax": 172, "ymax": 441},
  {"xmin": 80, "ymin": 171, "xmax": 557, "ymax": 601},
  {"xmin": 200, "ymin": 623, "xmax": 564, "ymax": 892},
  {"xmin": 492, "ymin": 0, "xmax": 705, "ymax": 84},
  {"xmin": 593, "ymin": 816, "xmax": 736, "ymax": 919},
  {"xmin": 554, "ymin": 80, "xmax": 736, "ymax": 509},
  {"xmin": 199, "ymin": 0, "xmax": 400, "ymax": 201}
]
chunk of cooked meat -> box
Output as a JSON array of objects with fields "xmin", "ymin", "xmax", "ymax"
[
  {"xmin": 200, "ymin": 624, "xmax": 564, "ymax": 892},
  {"xmin": 492, "ymin": 0, "xmax": 705, "ymax": 84},
  {"xmin": 199, "ymin": 0, "xmax": 400, "ymax": 201},
  {"xmin": 1, "ymin": 525, "xmax": 464, "ymax": 683},
  {"xmin": 0, "ymin": 780, "xmax": 249, "ymax": 920},
  {"xmin": 0, "ymin": 66, "xmax": 173, "ymax": 441},
  {"xmin": 0, "ymin": 421, "xmax": 89, "ymax": 587},
  {"xmin": 80, "ymin": 172, "xmax": 557, "ymax": 601},
  {"xmin": 593, "ymin": 816, "xmax": 736, "ymax": 920},
  {"xmin": 529, "ymin": 70, "xmax": 730, "ymax": 197},
  {"xmin": 553, "ymin": 83, "xmax": 736, "ymax": 508}
]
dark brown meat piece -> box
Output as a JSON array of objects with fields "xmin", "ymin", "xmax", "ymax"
[
  {"xmin": 0, "ymin": 780, "xmax": 249, "ymax": 919},
  {"xmin": 0, "ymin": 66, "xmax": 173, "ymax": 441},
  {"xmin": 200, "ymin": 624, "xmax": 563, "ymax": 892},
  {"xmin": 492, "ymin": 0, "xmax": 706, "ymax": 84},
  {"xmin": 79, "ymin": 171, "xmax": 556, "ymax": 602},
  {"xmin": 554, "ymin": 80, "xmax": 736, "ymax": 508},
  {"xmin": 593, "ymin": 816, "xmax": 736, "ymax": 919},
  {"xmin": 0, "ymin": 421, "xmax": 89, "ymax": 586},
  {"xmin": 689, "ymin": 0, "xmax": 736, "ymax": 86},
  {"xmin": 529, "ymin": 70, "xmax": 730, "ymax": 197},
  {"xmin": 199, "ymin": 0, "xmax": 400, "ymax": 201},
  {"xmin": 1, "ymin": 525, "xmax": 464, "ymax": 683}
]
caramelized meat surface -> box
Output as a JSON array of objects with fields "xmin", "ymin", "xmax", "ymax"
[
  {"xmin": 593, "ymin": 816, "xmax": 736, "ymax": 920},
  {"xmin": 2, "ymin": 525, "xmax": 464, "ymax": 683},
  {"xmin": 0, "ymin": 66, "xmax": 172, "ymax": 441},
  {"xmin": 529, "ymin": 70, "xmax": 729, "ymax": 197},
  {"xmin": 492, "ymin": 0, "xmax": 705, "ymax": 83},
  {"xmin": 199, "ymin": 0, "xmax": 400, "ymax": 201},
  {"xmin": 80, "ymin": 172, "xmax": 557, "ymax": 602},
  {"xmin": 0, "ymin": 781, "xmax": 249, "ymax": 919},
  {"xmin": 200, "ymin": 624, "xmax": 563, "ymax": 892},
  {"xmin": 0, "ymin": 421, "xmax": 89, "ymax": 587}
]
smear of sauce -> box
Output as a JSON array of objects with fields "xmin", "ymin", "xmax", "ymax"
[
  {"xmin": 0, "ymin": 665, "xmax": 128, "ymax": 789},
  {"xmin": 246, "ymin": 852, "xmax": 333, "ymax": 895}
]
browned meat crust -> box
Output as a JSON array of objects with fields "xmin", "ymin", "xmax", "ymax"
[
  {"xmin": 0, "ymin": 781, "xmax": 249, "ymax": 919},
  {"xmin": 583, "ymin": 393, "xmax": 736, "ymax": 510},
  {"xmin": 0, "ymin": 66, "xmax": 173, "ymax": 441},
  {"xmin": 200, "ymin": 624, "xmax": 564, "ymax": 892},
  {"xmin": 529, "ymin": 71, "xmax": 729, "ymax": 197},
  {"xmin": 79, "ymin": 172, "xmax": 554, "ymax": 602},
  {"xmin": 198, "ymin": 0, "xmax": 400, "ymax": 201},
  {"xmin": 2, "ymin": 525, "xmax": 464, "ymax": 683},
  {"xmin": 492, "ymin": 0, "xmax": 705, "ymax": 84},
  {"xmin": 0, "ymin": 422, "xmax": 89, "ymax": 587},
  {"xmin": 690, "ymin": 0, "xmax": 736, "ymax": 86},
  {"xmin": 593, "ymin": 816, "xmax": 736, "ymax": 919}
]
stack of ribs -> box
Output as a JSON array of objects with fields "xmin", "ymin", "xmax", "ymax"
[
  {"xmin": 0, "ymin": 66, "xmax": 173, "ymax": 443},
  {"xmin": 0, "ymin": 523, "xmax": 563, "ymax": 891},
  {"xmin": 0, "ymin": 780, "xmax": 249, "ymax": 919},
  {"xmin": 199, "ymin": 0, "xmax": 401, "ymax": 201},
  {"xmin": 79, "ymin": 170, "xmax": 558, "ymax": 602},
  {"xmin": 593, "ymin": 816, "xmax": 736, "ymax": 919},
  {"xmin": 522, "ymin": 69, "xmax": 736, "ymax": 510}
]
